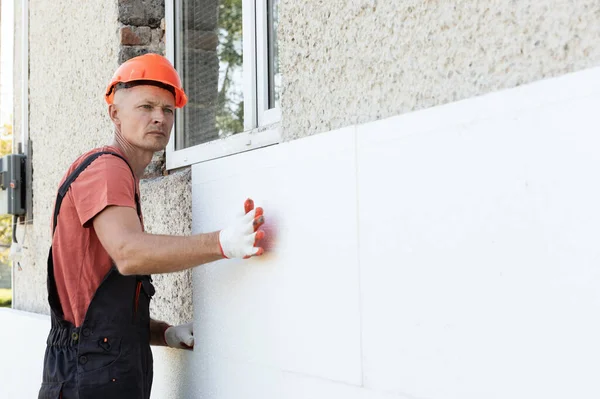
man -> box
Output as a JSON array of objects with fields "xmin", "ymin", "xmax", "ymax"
[{"xmin": 38, "ymin": 53, "xmax": 265, "ymax": 399}]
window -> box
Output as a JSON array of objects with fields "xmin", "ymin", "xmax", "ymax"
[{"xmin": 166, "ymin": 0, "xmax": 281, "ymax": 169}]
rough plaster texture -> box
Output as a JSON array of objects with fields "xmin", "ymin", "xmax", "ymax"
[
  {"xmin": 12, "ymin": 0, "xmax": 121, "ymax": 314},
  {"xmin": 140, "ymin": 170, "xmax": 194, "ymax": 325},
  {"xmin": 279, "ymin": 0, "xmax": 600, "ymax": 139},
  {"xmin": 13, "ymin": 1, "xmax": 193, "ymax": 325}
]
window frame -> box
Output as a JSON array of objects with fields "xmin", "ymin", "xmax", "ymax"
[
  {"xmin": 165, "ymin": 0, "xmax": 281, "ymax": 170},
  {"xmin": 255, "ymin": 0, "xmax": 281, "ymax": 126}
]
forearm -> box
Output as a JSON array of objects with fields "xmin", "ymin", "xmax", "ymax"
[
  {"xmin": 116, "ymin": 231, "xmax": 223, "ymax": 275},
  {"xmin": 149, "ymin": 319, "xmax": 171, "ymax": 346}
]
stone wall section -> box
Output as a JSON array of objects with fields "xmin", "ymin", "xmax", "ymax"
[{"xmin": 118, "ymin": 0, "xmax": 194, "ymax": 325}]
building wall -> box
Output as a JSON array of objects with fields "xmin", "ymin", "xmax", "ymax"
[
  {"xmin": 13, "ymin": 0, "xmax": 600, "ymax": 318},
  {"xmin": 3, "ymin": 66, "xmax": 600, "ymax": 399},
  {"xmin": 279, "ymin": 0, "xmax": 600, "ymax": 139},
  {"xmin": 141, "ymin": 170, "xmax": 194, "ymax": 325},
  {"xmin": 12, "ymin": 0, "xmax": 120, "ymax": 313},
  {"xmin": 7, "ymin": 0, "xmax": 600, "ymax": 395}
]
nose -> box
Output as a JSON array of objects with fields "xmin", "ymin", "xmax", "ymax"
[{"xmin": 152, "ymin": 108, "xmax": 166, "ymax": 125}]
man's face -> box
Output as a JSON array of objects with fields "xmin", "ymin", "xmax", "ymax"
[{"xmin": 111, "ymin": 85, "xmax": 176, "ymax": 152}]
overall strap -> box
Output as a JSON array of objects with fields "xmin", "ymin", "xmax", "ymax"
[
  {"xmin": 47, "ymin": 151, "xmax": 143, "ymax": 326},
  {"xmin": 52, "ymin": 151, "xmax": 141, "ymax": 235}
]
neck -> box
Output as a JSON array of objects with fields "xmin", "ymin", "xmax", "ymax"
[{"xmin": 110, "ymin": 136, "xmax": 154, "ymax": 178}]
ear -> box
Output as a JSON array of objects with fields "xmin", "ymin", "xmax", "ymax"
[{"xmin": 109, "ymin": 104, "xmax": 121, "ymax": 127}]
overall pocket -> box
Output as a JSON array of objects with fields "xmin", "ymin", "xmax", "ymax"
[{"xmin": 78, "ymin": 336, "xmax": 123, "ymax": 372}]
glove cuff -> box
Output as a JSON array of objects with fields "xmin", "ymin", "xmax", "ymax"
[
  {"xmin": 162, "ymin": 323, "xmax": 172, "ymax": 346},
  {"xmin": 218, "ymin": 230, "xmax": 229, "ymax": 259}
]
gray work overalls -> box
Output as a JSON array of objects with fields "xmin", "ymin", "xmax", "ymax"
[{"xmin": 38, "ymin": 151, "xmax": 155, "ymax": 399}]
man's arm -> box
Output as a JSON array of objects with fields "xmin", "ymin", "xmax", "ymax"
[
  {"xmin": 94, "ymin": 205, "xmax": 222, "ymax": 275},
  {"xmin": 92, "ymin": 200, "xmax": 265, "ymax": 275},
  {"xmin": 149, "ymin": 319, "xmax": 171, "ymax": 347},
  {"xmin": 150, "ymin": 319, "xmax": 194, "ymax": 350}
]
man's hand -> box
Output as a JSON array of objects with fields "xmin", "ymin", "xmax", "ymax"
[
  {"xmin": 219, "ymin": 198, "xmax": 266, "ymax": 259},
  {"xmin": 164, "ymin": 322, "xmax": 194, "ymax": 350}
]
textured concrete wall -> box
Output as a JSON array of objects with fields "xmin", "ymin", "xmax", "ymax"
[
  {"xmin": 13, "ymin": 1, "xmax": 194, "ymax": 327},
  {"xmin": 279, "ymin": 0, "xmax": 600, "ymax": 139},
  {"xmin": 141, "ymin": 170, "xmax": 194, "ymax": 326},
  {"xmin": 13, "ymin": 0, "xmax": 121, "ymax": 313}
]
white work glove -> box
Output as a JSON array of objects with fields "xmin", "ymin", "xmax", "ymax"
[
  {"xmin": 219, "ymin": 198, "xmax": 266, "ymax": 259},
  {"xmin": 164, "ymin": 322, "xmax": 194, "ymax": 350}
]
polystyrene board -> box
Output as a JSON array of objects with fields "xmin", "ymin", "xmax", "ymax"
[
  {"xmin": 191, "ymin": 127, "xmax": 362, "ymax": 385},
  {"xmin": 184, "ymin": 357, "xmax": 284, "ymax": 399},
  {"xmin": 357, "ymin": 88, "xmax": 600, "ymax": 398},
  {"xmin": 181, "ymin": 357, "xmax": 407, "ymax": 399},
  {"xmin": 282, "ymin": 372, "xmax": 413, "ymax": 399},
  {"xmin": 150, "ymin": 348, "xmax": 195, "ymax": 399}
]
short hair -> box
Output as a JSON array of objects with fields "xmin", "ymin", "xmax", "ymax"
[{"xmin": 113, "ymin": 80, "xmax": 176, "ymax": 98}]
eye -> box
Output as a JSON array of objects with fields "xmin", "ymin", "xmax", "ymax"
[
  {"xmin": 141, "ymin": 104, "xmax": 153, "ymax": 110},
  {"xmin": 164, "ymin": 108, "xmax": 174, "ymax": 115}
]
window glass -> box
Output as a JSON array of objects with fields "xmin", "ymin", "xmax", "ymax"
[
  {"xmin": 268, "ymin": 0, "xmax": 280, "ymax": 109},
  {"xmin": 176, "ymin": 0, "xmax": 244, "ymax": 150}
]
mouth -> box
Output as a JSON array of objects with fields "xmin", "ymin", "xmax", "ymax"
[{"xmin": 146, "ymin": 131, "xmax": 166, "ymax": 137}]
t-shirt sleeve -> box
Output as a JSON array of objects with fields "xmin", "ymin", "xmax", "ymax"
[{"xmin": 70, "ymin": 154, "xmax": 138, "ymax": 227}]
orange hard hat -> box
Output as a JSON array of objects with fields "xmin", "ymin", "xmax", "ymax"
[{"xmin": 105, "ymin": 53, "xmax": 188, "ymax": 108}]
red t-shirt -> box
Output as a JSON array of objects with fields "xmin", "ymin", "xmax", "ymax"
[{"xmin": 51, "ymin": 146, "xmax": 143, "ymax": 327}]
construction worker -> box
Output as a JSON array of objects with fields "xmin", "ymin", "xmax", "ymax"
[{"xmin": 38, "ymin": 53, "xmax": 266, "ymax": 399}]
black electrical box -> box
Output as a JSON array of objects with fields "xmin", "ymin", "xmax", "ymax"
[{"xmin": 0, "ymin": 154, "xmax": 26, "ymax": 216}]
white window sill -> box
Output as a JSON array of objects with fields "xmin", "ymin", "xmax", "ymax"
[{"xmin": 166, "ymin": 122, "xmax": 281, "ymax": 170}]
